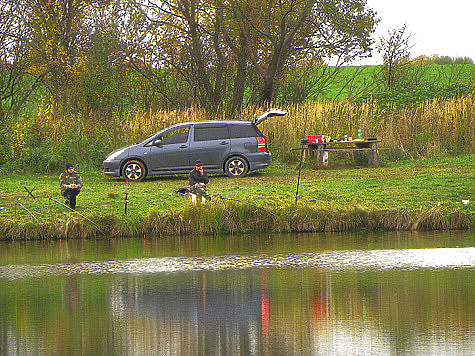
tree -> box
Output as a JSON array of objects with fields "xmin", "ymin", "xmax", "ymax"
[
  {"xmin": 0, "ymin": 1, "xmax": 36, "ymax": 123},
  {"xmin": 377, "ymin": 24, "xmax": 412, "ymax": 91},
  {"xmin": 453, "ymin": 57, "xmax": 473, "ymax": 65},
  {"xmin": 72, "ymin": 0, "xmax": 150, "ymax": 115},
  {"xmin": 225, "ymin": 0, "xmax": 378, "ymax": 104},
  {"xmin": 127, "ymin": 0, "xmax": 231, "ymax": 112},
  {"xmin": 130, "ymin": 0, "xmax": 378, "ymax": 111},
  {"xmin": 25, "ymin": 0, "xmax": 115, "ymax": 108}
]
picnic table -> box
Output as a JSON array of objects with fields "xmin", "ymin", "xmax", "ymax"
[{"xmin": 293, "ymin": 139, "xmax": 383, "ymax": 168}]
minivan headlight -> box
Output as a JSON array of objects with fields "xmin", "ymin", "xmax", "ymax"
[{"xmin": 105, "ymin": 148, "xmax": 126, "ymax": 162}]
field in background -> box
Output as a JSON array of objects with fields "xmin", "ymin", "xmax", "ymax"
[{"xmin": 314, "ymin": 64, "xmax": 475, "ymax": 101}]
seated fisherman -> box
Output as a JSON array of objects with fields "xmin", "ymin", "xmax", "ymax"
[
  {"xmin": 188, "ymin": 160, "xmax": 211, "ymax": 201},
  {"xmin": 59, "ymin": 163, "xmax": 83, "ymax": 209}
]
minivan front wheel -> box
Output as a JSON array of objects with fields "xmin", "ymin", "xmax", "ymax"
[
  {"xmin": 122, "ymin": 160, "xmax": 147, "ymax": 181},
  {"xmin": 225, "ymin": 156, "xmax": 249, "ymax": 178}
]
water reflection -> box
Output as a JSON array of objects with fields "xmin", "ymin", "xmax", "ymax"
[
  {"xmin": 105, "ymin": 268, "xmax": 475, "ymax": 356},
  {"xmin": 1, "ymin": 232, "xmax": 475, "ymax": 355},
  {"xmin": 110, "ymin": 271, "xmax": 264, "ymax": 355}
]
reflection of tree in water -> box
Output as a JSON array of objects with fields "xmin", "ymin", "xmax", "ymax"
[
  {"xmin": 2, "ymin": 250, "xmax": 475, "ymax": 355},
  {"xmin": 324, "ymin": 269, "xmax": 475, "ymax": 355},
  {"xmin": 107, "ymin": 266, "xmax": 475, "ymax": 355},
  {"xmin": 67, "ymin": 275, "xmax": 79, "ymax": 312},
  {"xmin": 110, "ymin": 270, "xmax": 263, "ymax": 355}
]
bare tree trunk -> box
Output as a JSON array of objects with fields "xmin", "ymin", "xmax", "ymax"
[
  {"xmin": 225, "ymin": 32, "xmax": 248, "ymax": 113},
  {"xmin": 261, "ymin": 78, "xmax": 274, "ymax": 105},
  {"xmin": 231, "ymin": 51, "xmax": 248, "ymax": 112}
]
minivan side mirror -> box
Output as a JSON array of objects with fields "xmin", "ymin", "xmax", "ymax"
[{"xmin": 153, "ymin": 139, "xmax": 163, "ymax": 146}]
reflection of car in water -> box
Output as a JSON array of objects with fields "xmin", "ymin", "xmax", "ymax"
[
  {"xmin": 110, "ymin": 271, "xmax": 265, "ymax": 353},
  {"xmin": 102, "ymin": 109, "xmax": 286, "ymax": 181}
]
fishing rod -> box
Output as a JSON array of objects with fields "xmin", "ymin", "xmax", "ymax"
[
  {"xmin": 15, "ymin": 200, "xmax": 40, "ymax": 225},
  {"xmin": 124, "ymin": 179, "xmax": 129, "ymax": 214},
  {"xmin": 295, "ymin": 142, "xmax": 305, "ymax": 203},
  {"xmin": 219, "ymin": 195, "xmax": 276, "ymax": 217},
  {"xmin": 48, "ymin": 195, "xmax": 103, "ymax": 233}
]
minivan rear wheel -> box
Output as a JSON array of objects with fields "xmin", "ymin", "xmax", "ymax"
[
  {"xmin": 122, "ymin": 160, "xmax": 146, "ymax": 181},
  {"xmin": 225, "ymin": 156, "xmax": 249, "ymax": 178}
]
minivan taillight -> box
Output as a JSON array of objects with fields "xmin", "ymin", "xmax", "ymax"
[{"xmin": 256, "ymin": 136, "xmax": 267, "ymax": 152}]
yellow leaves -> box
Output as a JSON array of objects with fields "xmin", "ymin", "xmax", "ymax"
[
  {"xmin": 25, "ymin": 0, "xmax": 95, "ymax": 85},
  {"xmin": 412, "ymin": 55, "xmax": 431, "ymax": 66},
  {"xmin": 8, "ymin": 121, "xmax": 28, "ymax": 160}
]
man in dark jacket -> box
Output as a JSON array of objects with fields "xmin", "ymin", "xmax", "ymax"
[
  {"xmin": 59, "ymin": 163, "xmax": 83, "ymax": 209},
  {"xmin": 188, "ymin": 160, "xmax": 210, "ymax": 201}
]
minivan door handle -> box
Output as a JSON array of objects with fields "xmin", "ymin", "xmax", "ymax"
[
  {"xmin": 179, "ymin": 145, "xmax": 188, "ymax": 149},
  {"xmin": 220, "ymin": 141, "xmax": 229, "ymax": 145}
]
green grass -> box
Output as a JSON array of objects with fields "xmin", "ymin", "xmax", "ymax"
[
  {"xmin": 0, "ymin": 154, "xmax": 473, "ymax": 239},
  {"xmin": 315, "ymin": 64, "xmax": 475, "ymax": 101}
]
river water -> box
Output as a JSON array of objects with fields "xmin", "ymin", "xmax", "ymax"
[{"xmin": 0, "ymin": 230, "xmax": 474, "ymax": 356}]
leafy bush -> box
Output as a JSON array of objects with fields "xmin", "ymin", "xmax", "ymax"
[{"xmin": 1, "ymin": 126, "xmax": 109, "ymax": 174}]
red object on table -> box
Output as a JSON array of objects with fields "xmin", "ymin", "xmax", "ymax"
[{"xmin": 307, "ymin": 135, "xmax": 325, "ymax": 143}]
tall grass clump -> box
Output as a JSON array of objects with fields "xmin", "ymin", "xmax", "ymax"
[
  {"xmin": 1, "ymin": 93, "xmax": 473, "ymax": 172},
  {"xmin": 114, "ymin": 94, "xmax": 473, "ymax": 161},
  {"xmin": 1, "ymin": 200, "xmax": 471, "ymax": 240},
  {"xmin": 142, "ymin": 201, "xmax": 275, "ymax": 236},
  {"xmin": 259, "ymin": 94, "xmax": 473, "ymax": 161}
]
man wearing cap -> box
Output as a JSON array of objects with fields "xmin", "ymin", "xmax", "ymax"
[
  {"xmin": 59, "ymin": 163, "xmax": 83, "ymax": 209},
  {"xmin": 188, "ymin": 160, "xmax": 211, "ymax": 201}
]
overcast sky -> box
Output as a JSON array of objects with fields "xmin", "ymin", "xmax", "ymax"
[{"xmin": 354, "ymin": 0, "xmax": 475, "ymax": 65}]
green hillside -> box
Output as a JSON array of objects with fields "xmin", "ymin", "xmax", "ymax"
[{"xmin": 301, "ymin": 64, "xmax": 475, "ymax": 102}]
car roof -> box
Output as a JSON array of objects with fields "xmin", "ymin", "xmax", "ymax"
[
  {"xmin": 143, "ymin": 120, "xmax": 253, "ymax": 142},
  {"xmin": 175, "ymin": 120, "xmax": 252, "ymax": 126}
]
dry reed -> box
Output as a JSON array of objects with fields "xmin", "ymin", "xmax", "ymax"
[
  {"xmin": 30, "ymin": 94, "xmax": 473, "ymax": 162},
  {"xmin": 19, "ymin": 95, "xmax": 475, "ymax": 167},
  {"xmin": 125, "ymin": 95, "xmax": 473, "ymax": 158}
]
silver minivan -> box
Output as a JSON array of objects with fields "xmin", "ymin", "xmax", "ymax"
[{"xmin": 102, "ymin": 110, "xmax": 286, "ymax": 181}]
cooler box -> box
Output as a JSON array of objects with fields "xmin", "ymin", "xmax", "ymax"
[{"xmin": 308, "ymin": 135, "xmax": 325, "ymax": 143}]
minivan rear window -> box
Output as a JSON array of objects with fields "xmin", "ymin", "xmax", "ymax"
[
  {"xmin": 194, "ymin": 126, "xmax": 229, "ymax": 141},
  {"xmin": 229, "ymin": 124, "xmax": 259, "ymax": 138}
]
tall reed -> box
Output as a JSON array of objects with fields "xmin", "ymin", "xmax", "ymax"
[
  {"xmin": 114, "ymin": 94, "xmax": 474, "ymax": 159},
  {"xmin": 2, "ymin": 201, "xmax": 470, "ymax": 239},
  {"xmin": 259, "ymin": 95, "xmax": 473, "ymax": 159},
  {"xmin": 14, "ymin": 94, "xmax": 474, "ymax": 167}
]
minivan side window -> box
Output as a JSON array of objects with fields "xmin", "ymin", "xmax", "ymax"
[
  {"xmin": 160, "ymin": 127, "xmax": 190, "ymax": 144},
  {"xmin": 229, "ymin": 124, "xmax": 259, "ymax": 138},
  {"xmin": 194, "ymin": 126, "xmax": 229, "ymax": 141}
]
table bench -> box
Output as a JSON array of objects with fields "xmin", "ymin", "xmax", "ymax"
[{"xmin": 293, "ymin": 139, "xmax": 383, "ymax": 168}]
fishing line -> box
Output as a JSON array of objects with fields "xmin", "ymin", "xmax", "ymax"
[
  {"xmin": 15, "ymin": 200, "xmax": 40, "ymax": 225},
  {"xmin": 48, "ymin": 195, "xmax": 103, "ymax": 233},
  {"xmin": 219, "ymin": 195, "xmax": 276, "ymax": 217}
]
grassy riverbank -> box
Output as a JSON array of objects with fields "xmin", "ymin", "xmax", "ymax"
[{"xmin": 0, "ymin": 154, "xmax": 474, "ymax": 239}]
